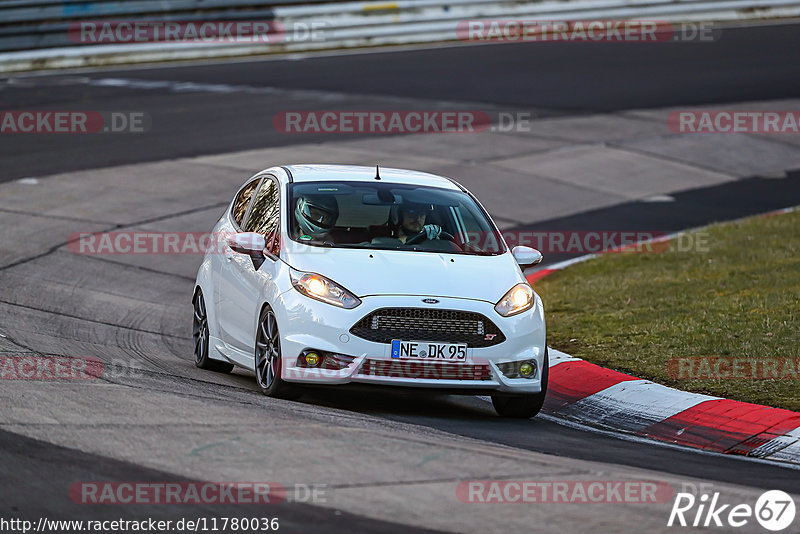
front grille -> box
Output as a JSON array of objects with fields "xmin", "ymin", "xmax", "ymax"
[
  {"xmin": 360, "ymin": 359, "xmax": 493, "ymax": 381},
  {"xmin": 350, "ymin": 308, "xmax": 505, "ymax": 348}
]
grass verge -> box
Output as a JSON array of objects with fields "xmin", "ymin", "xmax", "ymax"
[{"xmin": 535, "ymin": 209, "xmax": 800, "ymax": 411}]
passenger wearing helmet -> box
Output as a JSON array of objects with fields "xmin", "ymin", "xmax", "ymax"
[
  {"xmin": 295, "ymin": 194, "xmax": 339, "ymax": 241},
  {"xmin": 394, "ymin": 202, "xmax": 442, "ymax": 244}
]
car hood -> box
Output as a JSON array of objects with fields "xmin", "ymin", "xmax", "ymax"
[{"xmin": 282, "ymin": 244, "xmax": 525, "ymax": 303}]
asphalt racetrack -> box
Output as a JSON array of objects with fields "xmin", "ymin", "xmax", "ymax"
[{"xmin": 2, "ymin": 22, "xmax": 800, "ymax": 180}]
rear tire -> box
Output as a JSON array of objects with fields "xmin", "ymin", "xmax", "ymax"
[
  {"xmin": 254, "ymin": 305, "xmax": 302, "ymax": 400},
  {"xmin": 193, "ymin": 289, "xmax": 234, "ymax": 374},
  {"xmin": 492, "ymin": 347, "xmax": 549, "ymax": 419}
]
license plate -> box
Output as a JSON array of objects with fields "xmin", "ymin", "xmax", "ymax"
[{"xmin": 391, "ymin": 340, "xmax": 467, "ymax": 361}]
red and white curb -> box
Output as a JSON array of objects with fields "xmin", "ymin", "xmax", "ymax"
[
  {"xmin": 541, "ymin": 349, "xmax": 800, "ymax": 466},
  {"xmin": 527, "ymin": 206, "xmax": 800, "ymax": 466}
]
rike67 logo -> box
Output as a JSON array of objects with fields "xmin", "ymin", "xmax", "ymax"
[{"xmin": 668, "ymin": 490, "xmax": 796, "ymax": 531}]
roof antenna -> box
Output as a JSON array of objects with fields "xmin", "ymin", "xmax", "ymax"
[{"xmin": 374, "ymin": 165, "xmax": 381, "ymax": 180}]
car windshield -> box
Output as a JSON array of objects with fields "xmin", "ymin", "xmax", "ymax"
[{"xmin": 287, "ymin": 181, "xmax": 506, "ymax": 255}]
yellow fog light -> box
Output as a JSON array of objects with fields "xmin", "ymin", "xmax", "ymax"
[
  {"xmin": 519, "ymin": 362, "xmax": 535, "ymax": 378},
  {"xmin": 305, "ymin": 352, "xmax": 320, "ymax": 367}
]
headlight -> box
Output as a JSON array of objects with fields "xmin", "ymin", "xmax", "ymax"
[
  {"xmin": 290, "ymin": 268, "xmax": 361, "ymax": 309},
  {"xmin": 495, "ymin": 283, "xmax": 534, "ymax": 317}
]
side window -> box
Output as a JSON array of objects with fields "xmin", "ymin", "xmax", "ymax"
[
  {"xmin": 243, "ymin": 177, "xmax": 281, "ymax": 254},
  {"xmin": 452, "ymin": 205, "xmax": 502, "ymax": 253},
  {"xmin": 231, "ymin": 178, "xmax": 260, "ymax": 227}
]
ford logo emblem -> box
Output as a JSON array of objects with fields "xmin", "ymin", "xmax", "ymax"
[{"xmin": 422, "ymin": 298, "xmax": 439, "ymax": 304}]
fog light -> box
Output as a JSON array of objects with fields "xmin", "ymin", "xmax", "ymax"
[
  {"xmin": 519, "ymin": 361, "xmax": 535, "ymax": 378},
  {"xmin": 305, "ymin": 352, "xmax": 320, "ymax": 367}
]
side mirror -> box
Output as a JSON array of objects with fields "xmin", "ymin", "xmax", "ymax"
[
  {"xmin": 512, "ymin": 246, "xmax": 543, "ymax": 267},
  {"xmin": 227, "ymin": 232, "xmax": 266, "ymax": 257}
]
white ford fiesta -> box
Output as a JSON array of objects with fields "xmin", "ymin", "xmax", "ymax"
[{"xmin": 193, "ymin": 164, "xmax": 548, "ymax": 418}]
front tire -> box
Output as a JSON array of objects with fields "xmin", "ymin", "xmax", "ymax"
[
  {"xmin": 492, "ymin": 347, "xmax": 549, "ymax": 419},
  {"xmin": 254, "ymin": 305, "xmax": 301, "ymax": 400},
  {"xmin": 193, "ymin": 289, "xmax": 234, "ymax": 374}
]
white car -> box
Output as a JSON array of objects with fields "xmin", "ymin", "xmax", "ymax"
[{"xmin": 193, "ymin": 164, "xmax": 548, "ymax": 418}]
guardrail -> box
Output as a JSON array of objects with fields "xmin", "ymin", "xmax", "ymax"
[{"xmin": 1, "ymin": 0, "xmax": 799, "ymax": 72}]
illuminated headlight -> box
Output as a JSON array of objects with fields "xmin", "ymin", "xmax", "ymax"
[
  {"xmin": 290, "ymin": 268, "xmax": 361, "ymax": 309},
  {"xmin": 494, "ymin": 283, "xmax": 534, "ymax": 317}
]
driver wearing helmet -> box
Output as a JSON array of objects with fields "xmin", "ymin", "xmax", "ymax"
[
  {"xmin": 295, "ymin": 194, "xmax": 339, "ymax": 241},
  {"xmin": 394, "ymin": 202, "xmax": 442, "ymax": 244}
]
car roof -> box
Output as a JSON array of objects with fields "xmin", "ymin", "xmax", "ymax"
[{"xmin": 280, "ymin": 164, "xmax": 462, "ymax": 191}]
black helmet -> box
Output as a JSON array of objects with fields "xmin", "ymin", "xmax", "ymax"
[{"xmin": 295, "ymin": 194, "xmax": 339, "ymax": 236}]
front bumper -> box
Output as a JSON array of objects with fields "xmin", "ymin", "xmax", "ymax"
[{"xmin": 273, "ymin": 290, "xmax": 546, "ymax": 394}]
